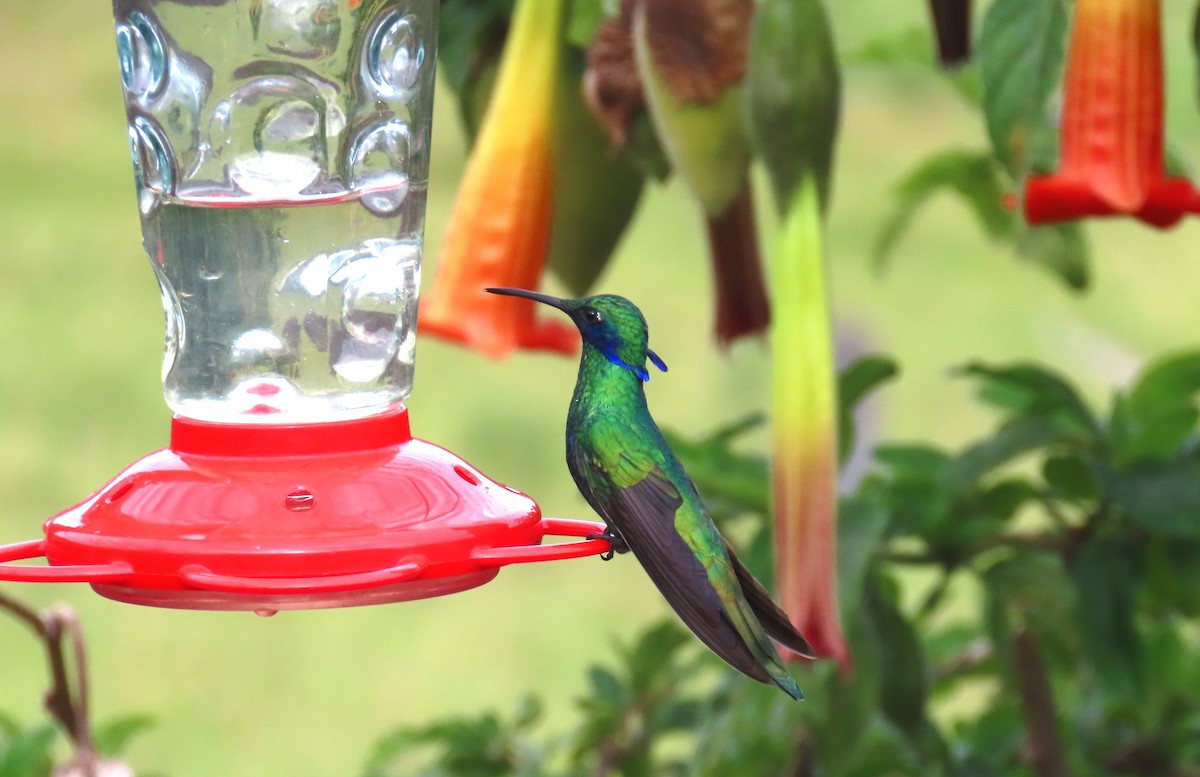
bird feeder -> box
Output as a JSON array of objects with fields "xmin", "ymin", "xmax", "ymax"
[{"xmin": 0, "ymin": 0, "xmax": 608, "ymax": 611}]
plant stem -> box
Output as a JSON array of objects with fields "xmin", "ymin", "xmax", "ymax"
[
  {"xmin": 788, "ymin": 729, "xmax": 815, "ymax": 777},
  {"xmin": 931, "ymin": 638, "xmax": 993, "ymax": 685},
  {"xmin": 0, "ymin": 590, "xmax": 46, "ymax": 635},
  {"xmin": 0, "ymin": 592, "xmax": 93, "ymax": 753},
  {"xmin": 1013, "ymin": 628, "xmax": 1070, "ymax": 777}
]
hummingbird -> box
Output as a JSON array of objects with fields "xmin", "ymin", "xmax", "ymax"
[{"xmin": 486, "ymin": 288, "xmax": 814, "ymax": 699}]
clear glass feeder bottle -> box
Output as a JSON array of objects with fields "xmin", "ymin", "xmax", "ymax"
[
  {"xmin": 115, "ymin": 0, "xmax": 435, "ymax": 423},
  {"xmin": 0, "ymin": 0, "xmax": 615, "ymax": 608}
]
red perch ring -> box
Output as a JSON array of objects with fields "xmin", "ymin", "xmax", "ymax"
[{"xmin": 0, "ymin": 407, "xmax": 610, "ymax": 611}]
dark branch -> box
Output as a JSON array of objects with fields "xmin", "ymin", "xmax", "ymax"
[
  {"xmin": 788, "ymin": 728, "xmax": 815, "ymax": 777},
  {"xmin": 0, "ymin": 590, "xmax": 48, "ymax": 636},
  {"xmin": 0, "ymin": 593, "xmax": 94, "ymax": 754},
  {"xmin": 1013, "ymin": 628, "xmax": 1070, "ymax": 777}
]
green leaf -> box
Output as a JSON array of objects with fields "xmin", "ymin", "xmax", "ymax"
[
  {"xmin": 92, "ymin": 715, "xmax": 155, "ymax": 757},
  {"xmin": 960, "ymin": 362, "xmax": 1099, "ymax": 435},
  {"xmin": 745, "ymin": 0, "xmax": 841, "ymax": 213},
  {"xmin": 837, "ymin": 486, "xmax": 891, "ymax": 621},
  {"xmin": 940, "ymin": 414, "xmax": 1075, "ymax": 495},
  {"xmin": 979, "ymin": 478, "xmax": 1038, "ymax": 522},
  {"xmin": 874, "ymin": 445, "xmax": 952, "ymax": 538},
  {"xmin": 983, "ymin": 551, "xmax": 1077, "ymax": 658},
  {"xmin": 0, "ymin": 713, "xmax": 20, "ymax": 741},
  {"xmin": 1016, "ymin": 221, "xmax": 1090, "ymax": 290},
  {"xmin": 1116, "ymin": 350, "xmax": 1200, "ymax": 463},
  {"xmin": 566, "ymin": 0, "xmax": 613, "ymax": 49},
  {"xmin": 1042, "ymin": 452, "xmax": 1098, "ymax": 501},
  {"xmin": 626, "ymin": 620, "xmax": 690, "ymax": 691},
  {"xmin": 818, "ymin": 607, "xmax": 886, "ymax": 775},
  {"xmin": 838, "ymin": 355, "xmax": 899, "ymax": 466},
  {"xmin": 437, "ymin": 0, "xmax": 513, "ymax": 97},
  {"xmin": 839, "ymin": 356, "xmax": 900, "ymax": 418},
  {"xmin": 867, "ymin": 574, "xmax": 929, "ymax": 744},
  {"xmin": 874, "ymin": 149, "xmax": 1015, "ymax": 271},
  {"xmin": 978, "ymin": 0, "xmax": 1067, "ymax": 175},
  {"xmin": 0, "ymin": 724, "xmax": 56, "ymax": 777},
  {"xmin": 653, "ymin": 699, "xmax": 703, "ymax": 733},
  {"xmin": 946, "ymin": 700, "xmax": 1027, "ymax": 777},
  {"xmin": 1072, "ymin": 539, "xmax": 1144, "ymax": 699},
  {"xmin": 688, "ymin": 680, "xmax": 799, "ymax": 777},
  {"xmin": 843, "ymin": 717, "xmax": 928, "ymax": 777},
  {"xmin": 875, "ymin": 444, "xmax": 949, "ymax": 479},
  {"xmin": 1105, "ymin": 455, "xmax": 1200, "ymax": 538},
  {"xmin": 1143, "ymin": 537, "xmax": 1200, "ymax": 616},
  {"xmin": 586, "ymin": 665, "xmax": 626, "ymax": 707}
]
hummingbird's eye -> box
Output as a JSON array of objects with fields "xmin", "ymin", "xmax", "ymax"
[{"xmin": 583, "ymin": 308, "xmax": 603, "ymax": 326}]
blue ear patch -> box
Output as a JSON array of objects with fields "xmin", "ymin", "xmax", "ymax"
[
  {"xmin": 647, "ymin": 349, "xmax": 668, "ymax": 373},
  {"xmin": 600, "ymin": 345, "xmax": 651, "ymax": 381}
]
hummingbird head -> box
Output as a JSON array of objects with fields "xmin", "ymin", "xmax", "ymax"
[{"xmin": 485, "ymin": 288, "xmax": 668, "ymax": 381}]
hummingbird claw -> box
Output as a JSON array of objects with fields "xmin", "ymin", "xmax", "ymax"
[{"xmin": 587, "ymin": 528, "xmax": 628, "ymax": 560}]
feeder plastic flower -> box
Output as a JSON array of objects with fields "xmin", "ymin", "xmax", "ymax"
[
  {"xmin": 0, "ymin": 0, "xmax": 609, "ymax": 609},
  {"xmin": 1024, "ymin": 0, "xmax": 1200, "ymax": 227},
  {"xmin": 418, "ymin": 0, "xmax": 578, "ymax": 360}
]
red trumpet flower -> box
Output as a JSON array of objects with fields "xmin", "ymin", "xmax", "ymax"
[{"xmin": 1024, "ymin": 0, "xmax": 1199, "ymax": 227}]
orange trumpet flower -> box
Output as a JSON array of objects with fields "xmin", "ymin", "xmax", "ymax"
[
  {"xmin": 1024, "ymin": 0, "xmax": 1199, "ymax": 227},
  {"xmin": 419, "ymin": 0, "xmax": 577, "ymax": 359}
]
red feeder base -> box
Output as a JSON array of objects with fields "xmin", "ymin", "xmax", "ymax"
[{"xmin": 0, "ymin": 407, "xmax": 609, "ymax": 612}]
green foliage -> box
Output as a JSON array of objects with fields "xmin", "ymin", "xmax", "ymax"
[
  {"xmin": 361, "ymin": 697, "xmax": 545, "ymax": 777},
  {"xmin": 0, "ymin": 710, "xmax": 154, "ymax": 777},
  {"xmin": 0, "ymin": 716, "xmax": 56, "ymax": 777},
  {"xmin": 858, "ymin": 2, "xmax": 1091, "ymax": 291},
  {"xmin": 873, "ymin": 149, "xmax": 1014, "ymax": 269},
  {"xmin": 977, "ymin": 0, "xmax": 1067, "ymax": 177},
  {"xmin": 361, "ymin": 351, "xmax": 1200, "ymax": 776},
  {"xmin": 838, "ymin": 356, "xmax": 899, "ymax": 467}
]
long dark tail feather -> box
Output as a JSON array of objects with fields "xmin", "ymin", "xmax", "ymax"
[
  {"xmin": 725, "ymin": 540, "xmax": 817, "ymax": 659},
  {"xmin": 605, "ymin": 478, "xmax": 774, "ymax": 685},
  {"xmin": 631, "ymin": 542, "xmax": 775, "ymax": 685}
]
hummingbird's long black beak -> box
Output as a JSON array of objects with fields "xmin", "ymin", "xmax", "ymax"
[{"xmin": 485, "ymin": 287, "xmax": 569, "ymax": 311}]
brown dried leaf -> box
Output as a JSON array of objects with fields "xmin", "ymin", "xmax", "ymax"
[
  {"xmin": 643, "ymin": 0, "xmax": 753, "ymax": 102},
  {"xmin": 583, "ymin": 2, "xmax": 643, "ymax": 148}
]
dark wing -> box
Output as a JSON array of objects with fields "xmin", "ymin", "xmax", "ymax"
[
  {"xmin": 600, "ymin": 466, "xmax": 772, "ymax": 685},
  {"xmin": 724, "ymin": 539, "xmax": 816, "ymax": 659}
]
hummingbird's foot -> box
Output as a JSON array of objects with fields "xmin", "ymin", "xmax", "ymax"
[{"xmin": 587, "ymin": 528, "xmax": 629, "ymax": 561}]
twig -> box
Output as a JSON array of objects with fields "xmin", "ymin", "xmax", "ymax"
[
  {"xmin": 931, "ymin": 638, "xmax": 992, "ymax": 685},
  {"xmin": 788, "ymin": 728, "xmax": 814, "ymax": 777},
  {"xmin": 49, "ymin": 607, "xmax": 94, "ymax": 753},
  {"xmin": 976, "ymin": 533, "xmax": 1072, "ymax": 555},
  {"xmin": 1013, "ymin": 628, "xmax": 1070, "ymax": 777},
  {"xmin": 590, "ymin": 684, "xmax": 669, "ymax": 777},
  {"xmin": 0, "ymin": 590, "xmax": 47, "ymax": 636},
  {"xmin": 0, "ymin": 592, "xmax": 94, "ymax": 755},
  {"xmin": 1036, "ymin": 493, "xmax": 1076, "ymax": 531}
]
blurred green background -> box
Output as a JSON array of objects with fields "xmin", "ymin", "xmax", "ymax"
[{"xmin": 2, "ymin": 2, "xmax": 1200, "ymax": 775}]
